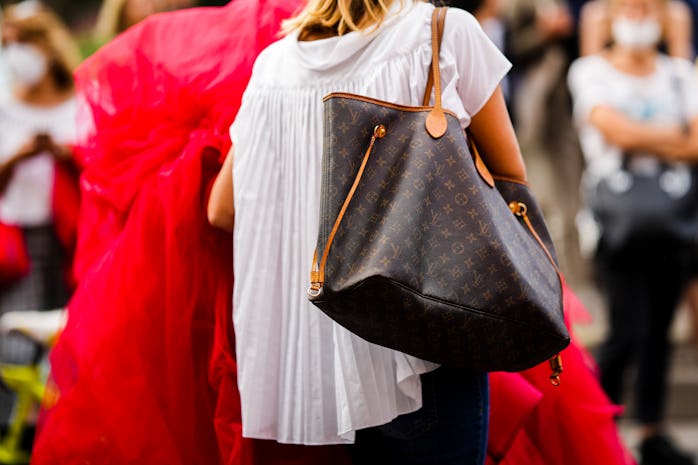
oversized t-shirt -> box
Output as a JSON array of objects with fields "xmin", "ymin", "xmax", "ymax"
[{"xmin": 230, "ymin": 1, "xmax": 511, "ymax": 445}]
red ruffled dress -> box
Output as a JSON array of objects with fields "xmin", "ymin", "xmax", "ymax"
[{"xmin": 32, "ymin": 2, "xmax": 634, "ymax": 464}]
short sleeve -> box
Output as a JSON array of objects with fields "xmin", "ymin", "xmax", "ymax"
[
  {"xmin": 443, "ymin": 9, "xmax": 511, "ymax": 117},
  {"xmin": 673, "ymin": 58, "xmax": 698, "ymax": 120},
  {"xmin": 567, "ymin": 56, "xmax": 611, "ymax": 125}
]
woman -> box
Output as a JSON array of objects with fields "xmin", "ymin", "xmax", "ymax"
[
  {"xmin": 569, "ymin": 0, "xmax": 698, "ymax": 462},
  {"xmin": 0, "ymin": 0, "xmax": 80, "ymax": 429},
  {"xmin": 209, "ymin": 1, "xmax": 524, "ymax": 462}
]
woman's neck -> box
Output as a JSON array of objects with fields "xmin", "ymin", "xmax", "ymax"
[{"xmin": 607, "ymin": 46, "xmax": 658, "ymax": 76}]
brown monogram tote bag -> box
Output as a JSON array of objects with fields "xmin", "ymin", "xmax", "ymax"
[{"xmin": 308, "ymin": 7, "xmax": 570, "ymax": 378}]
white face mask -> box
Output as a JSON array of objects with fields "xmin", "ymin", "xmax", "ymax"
[
  {"xmin": 4, "ymin": 42, "xmax": 48, "ymax": 86},
  {"xmin": 611, "ymin": 17, "xmax": 662, "ymax": 50}
]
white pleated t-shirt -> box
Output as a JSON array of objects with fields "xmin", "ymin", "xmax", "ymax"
[{"xmin": 230, "ymin": 1, "xmax": 511, "ymax": 445}]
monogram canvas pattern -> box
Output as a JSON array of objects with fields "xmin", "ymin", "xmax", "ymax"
[{"xmin": 310, "ymin": 94, "xmax": 569, "ymax": 372}]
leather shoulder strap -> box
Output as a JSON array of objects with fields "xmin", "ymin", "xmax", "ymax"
[
  {"xmin": 422, "ymin": 7, "xmax": 447, "ymax": 107},
  {"xmin": 424, "ymin": 7, "xmax": 448, "ymax": 138}
]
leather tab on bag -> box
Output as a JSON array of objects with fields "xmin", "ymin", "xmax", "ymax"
[{"xmin": 426, "ymin": 109, "xmax": 448, "ymax": 138}]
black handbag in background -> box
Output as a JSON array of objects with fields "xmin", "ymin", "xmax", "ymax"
[
  {"xmin": 589, "ymin": 157, "xmax": 698, "ymax": 251},
  {"xmin": 308, "ymin": 7, "xmax": 569, "ymax": 379}
]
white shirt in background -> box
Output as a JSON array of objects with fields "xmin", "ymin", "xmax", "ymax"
[
  {"xmin": 0, "ymin": 95, "xmax": 77, "ymax": 226},
  {"xmin": 568, "ymin": 54, "xmax": 698, "ymax": 189},
  {"xmin": 230, "ymin": 1, "xmax": 511, "ymax": 445}
]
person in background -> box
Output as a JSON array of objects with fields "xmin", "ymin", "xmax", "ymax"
[
  {"xmin": 579, "ymin": 0, "xmax": 698, "ymax": 361},
  {"xmin": 94, "ymin": 0, "xmax": 196, "ymax": 42},
  {"xmin": 568, "ymin": 0, "xmax": 698, "ymax": 461},
  {"xmin": 0, "ymin": 0, "xmax": 80, "ymax": 443}
]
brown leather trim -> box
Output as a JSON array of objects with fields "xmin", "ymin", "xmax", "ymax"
[
  {"xmin": 521, "ymin": 213, "xmax": 559, "ymax": 273},
  {"xmin": 519, "ymin": 210, "xmax": 564, "ymax": 386},
  {"xmin": 422, "ymin": 8, "xmax": 446, "ymax": 107},
  {"xmin": 324, "ymin": 92, "xmax": 459, "ymax": 119},
  {"xmin": 493, "ymin": 174, "xmax": 529, "ymax": 186},
  {"xmin": 310, "ymin": 126, "xmax": 385, "ymax": 291},
  {"xmin": 467, "ymin": 133, "xmax": 495, "ymax": 188}
]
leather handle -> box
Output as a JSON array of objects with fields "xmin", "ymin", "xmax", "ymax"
[
  {"xmin": 425, "ymin": 7, "xmax": 448, "ymax": 139},
  {"xmin": 422, "ymin": 7, "xmax": 446, "ymax": 107}
]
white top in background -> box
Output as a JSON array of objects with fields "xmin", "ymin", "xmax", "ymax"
[
  {"xmin": 568, "ymin": 54, "xmax": 698, "ymax": 189},
  {"xmin": 0, "ymin": 95, "xmax": 77, "ymax": 226},
  {"xmin": 230, "ymin": 1, "xmax": 511, "ymax": 445}
]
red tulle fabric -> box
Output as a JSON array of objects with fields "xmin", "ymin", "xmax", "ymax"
[
  {"xmin": 32, "ymin": 2, "xmax": 348, "ymax": 464},
  {"xmin": 32, "ymin": 2, "xmax": 632, "ymax": 464}
]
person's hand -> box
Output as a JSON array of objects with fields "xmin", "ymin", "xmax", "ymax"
[
  {"xmin": 0, "ymin": 133, "xmax": 60, "ymax": 195},
  {"xmin": 32, "ymin": 133, "xmax": 73, "ymax": 161},
  {"xmin": 13, "ymin": 134, "xmax": 46, "ymax": 162},
  {"xmin": 660, "ymin": 130, "xmax": 698, "ymax": 162}
]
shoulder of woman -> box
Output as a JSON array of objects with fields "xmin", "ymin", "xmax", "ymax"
[{"xmin": 442, "ymin": 7, "xmax": 484, "ymax": 39}]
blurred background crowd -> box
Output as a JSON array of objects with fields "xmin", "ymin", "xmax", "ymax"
[{"xmin": 0, "ymin": 0, "xmax": 697, "ymax": 463}]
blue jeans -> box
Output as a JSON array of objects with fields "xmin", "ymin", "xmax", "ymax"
[{"xmin": 348, "ymin": 367, "xmax": 489, "ymax": 465}]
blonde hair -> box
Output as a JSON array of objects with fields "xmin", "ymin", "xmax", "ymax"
[
  {"xmin": 3, "ymin": 1, "xmax": 81, "ymax": 90},
  {"xmin": 283, "ymin": 0, "xmax": 401, "ymax": 38}
]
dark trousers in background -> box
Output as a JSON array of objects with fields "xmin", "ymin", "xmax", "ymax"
[
  {"xmin": 348, "ymin": 367, "xmax": 488, "ymax": 465},
  {"xmin": 596, "ymin": 238, "xmax": 690, "ymax": 424}
]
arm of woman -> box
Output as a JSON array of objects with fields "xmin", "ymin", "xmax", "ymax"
[
  {"xmin": 579, "ymin": 0, "xmax": 611, "ymax": 56},
  {"xmin": 588, "ymin": 105, "xmax": 698, "ymax": 160},
  {"xmin": 468, "ymin": 86, "xmax": 528, "ymax": 182},
  {"xmin": 665, "ymin": 0, "xmax": 693, "ymax": 59},
  {"xmin": 207, "ymin": 146, "xmax": 235, "ymax": 232}
]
